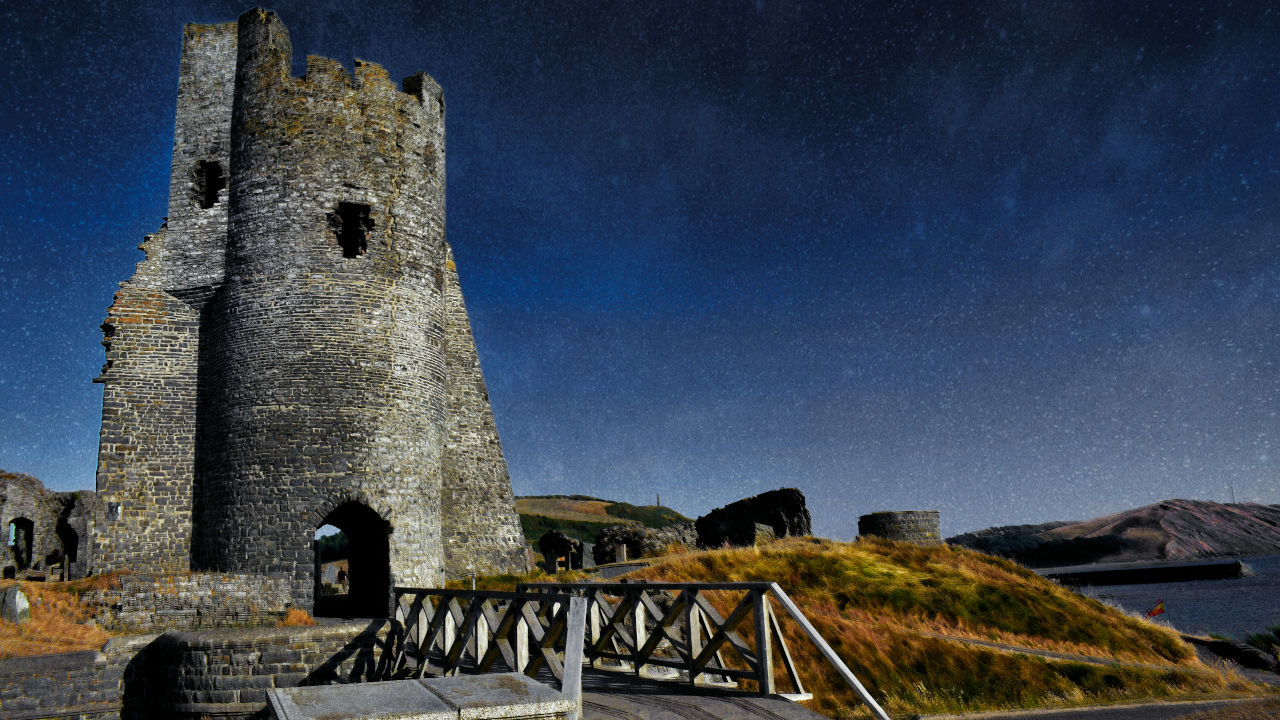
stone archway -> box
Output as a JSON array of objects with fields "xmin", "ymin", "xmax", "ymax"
[
  {"xmin": 313, "ymin": 502, "xmax": 391, "ymax": 618},
  {"xmin": 8, "ymin": 517, "xmax": 34, "ymax": 571}
]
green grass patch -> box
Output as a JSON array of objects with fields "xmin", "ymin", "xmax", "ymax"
[
  {"xmin": 518, "ymin": 496, "xmax": 691, "ymax": 545},
  {"xmin": 620, "ymin": 537, "xmax": 1261, "ymax": 718},
  {"xmin": 519, "ymin": 514, "xmax": 619, "ymax": 545},
  {"xmin": 602, "ymin": 501, "xmax": 690, "ymax": 528}
]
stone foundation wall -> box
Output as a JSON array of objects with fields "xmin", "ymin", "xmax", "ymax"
[
  {"xmin": 83, "ymin": 573, "xmax": 294, "ymax": 633},
  {"xmin": 123, "ymin": 621, "xmax": 389, "ymax": 718},
  {"xmin": 858, "ymin": 510, "xmax": 943, "ymax": 545},
  {"xmin": 0, "ymin": 635, "xmax": 151, "ymax": 720},
  {"xmin": 0, "ymin": 621, "xmax": 389, "ymax": 720}
]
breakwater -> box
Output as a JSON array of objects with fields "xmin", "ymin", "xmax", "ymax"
[
  {"xmin": 1037, "ymin": 557, "xmax": 1249, "ymax": 587},
  {"xmin": 1081, "ymin": 553, "xmax": 1280, "ymax": 641}
]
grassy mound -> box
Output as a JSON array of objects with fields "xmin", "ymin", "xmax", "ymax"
[{"xmin": 621, "ymin": 537, "xmax": 1261, "ymax": 718}]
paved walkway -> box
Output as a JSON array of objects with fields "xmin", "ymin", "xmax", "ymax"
[
  {"xmin": 584, "ymin": 692, "xmax": 828, "ymax": 720},
  {"xmin": 580, "ymin": 669, "xmax": 828, "ymax": 720},
  {"xmin": 922, "ymin": 696, "xmax": 1278, "ymax": 720}
]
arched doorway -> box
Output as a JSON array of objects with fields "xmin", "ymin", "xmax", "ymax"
[
  {"xmin": 55, "ymin": 520, "xmax": 79, "ymax": 580},
  {"xmin": 313, "ymin": 502, "xmax": 391, "ymax": 618},
  {"xmin": 8, "ymin": 518, "xmax": 34, "ymax": 572}
]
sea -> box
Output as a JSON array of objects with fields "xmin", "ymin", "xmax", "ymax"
[{"xmin": 1079, "ymin": 553, "xmax": 1280, "ymax": 640}]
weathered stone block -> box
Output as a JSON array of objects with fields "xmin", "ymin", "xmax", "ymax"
[{"xmin": 0, "ymin": 586, "xmax": 29, "ymax": 625}]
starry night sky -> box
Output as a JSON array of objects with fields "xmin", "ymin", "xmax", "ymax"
[{"xmin": 2, "ymin": 1, "xmax": 1278, "ymax": 539}]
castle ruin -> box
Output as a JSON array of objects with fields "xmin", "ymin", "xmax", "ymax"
[{"xmin": 82, "ymin": 8, "xmax": 527, "ymax": 612}]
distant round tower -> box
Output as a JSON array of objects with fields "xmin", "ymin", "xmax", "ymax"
[
  {"xmin": 196, "ymin": 10, "xmax": 452, "ymax": 610},
  {"xmin": 858, "ymin": 511, "xmax": 943, "ymax": 546}
]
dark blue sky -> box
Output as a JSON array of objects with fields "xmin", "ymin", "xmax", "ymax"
[{"xmin": 2, "ymin": 1, "xmax": 1278, "ymax": 538}]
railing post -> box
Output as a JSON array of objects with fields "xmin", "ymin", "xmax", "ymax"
[
  {"xmin": 516, "ymin": 610, "xmax": 530, "ymax": 673},
  {"xmin": 444, "ymin": 605, "xmax": 457, "ymax": 671},
  {"xmin": 687, "ymin": 589, "xmax": 702, "ymax": 685},
  {"xmin": 589, "ymin": 595, "xmax": 603, "ymax": 669},
  {"xmin": 475, "ymin": 611, "xmax": 490, "ymax": 665},
  {"xmin": 562, "ymin": 596, "xmax": 587, "ymax": 720},
  {"xmin": 753, "ymin": 588, "xmax": 775, "ymax": 694},
  {"xmin": 632, "ymin": 590, "xmax": 647, "ymax": 676},
  {"xmin": 416, "ymin": 596, "xmax": 431, "ymax": 653}
]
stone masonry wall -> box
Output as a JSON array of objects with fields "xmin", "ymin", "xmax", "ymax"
[
  {"xmin": 91, "ymin": 24, "xmax": 236, "ymax": 575},
  {"xmin": 92, "ymin": 281, "xmax": 199, "ymax": 575},
  {"xmin": 0, "ymin": 471, "xmax": 62, "ymax": 575},
  {"xmin": 158, "ymin": 22, "xmax": 235, "ymax": 300},
  {"xmin": 858, "ymin": 510, "xmax": 943, "ymax": 546},
  {"xmin": 122, "ymin": 621, "xmax": 390, "ymax": 719},
  {"xmin": 0, "ymin": 471, "xmax": 95, "ymax": 580},
  {"xmin": 82, "ymin": 573, "xmax": 293, "ymax": 633},
  {"xmin": 196, "ymin": 10, "xmax": 451, "ymax": 603},
  {"xmin": 96, "ymin": 8, "xmax": 529, "ymax": 606},
  {"xmin": 0, "ymin": 623, "xmax": 387, "ymax": 720},
  {"xmin": 441, "ymin": 248, "xmax": 529, "ymax": 577},
  {"xmin": 0, "ymin": 644, "xmax": 133, "ymax": 720}
]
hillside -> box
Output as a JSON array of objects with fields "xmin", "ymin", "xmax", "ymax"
[
  {"xmin": 515, "ymin": 494, "xmax": 690, "ymax": 545},
  {"xmin": 950, "ymin": 500, "xmax": 1280, "ymax": 567},
  {"xmin": 609, "ymin": 538, "xmax": 1257, "ymax": 717}
]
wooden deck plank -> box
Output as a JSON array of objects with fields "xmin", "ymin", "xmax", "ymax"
[{"xmin": 578, "ymin": 668, "xmax": 829, "ymax": 720}]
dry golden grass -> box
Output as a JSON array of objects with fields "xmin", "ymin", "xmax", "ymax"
[
  {"xmin": 620, "ymin": 537, "xmax": 1264, "ymax": 718},
  {"xmin": 514, "ymin": 498, "xmax": 633, "ymax": 524},
  {"xmin": 0, "ymin": 580, "xmax": 111, "ymax": 659},
  {"xmin": 279, "ymin": 608, "xmax": 316, "ymax": 627}
]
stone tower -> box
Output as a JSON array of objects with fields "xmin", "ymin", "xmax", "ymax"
[{"xmin": 93, "ymin": 9, "xmax": 528, "ymax": 611}]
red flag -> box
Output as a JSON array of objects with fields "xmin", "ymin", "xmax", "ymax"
[{"xmin": 1146, "ymin": 600, "xmax": 1166, "ymax": 618}]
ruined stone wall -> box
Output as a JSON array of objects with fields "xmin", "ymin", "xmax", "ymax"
[
  {"xmin": 92, "ymin": 23, "xmax": 236, "ymax": 575},
  {"xmin": 0, "ymin": 471, "xmax": 61, "ymax": 574},
  {"xmin": 92, "ymin": 282, "xmax": 199, "ymax": 574},
  {"xmin": 82, "ymin": 573, "xmax": 293, "ymax": 633},
  {"xmin": 196, "ymin": 9, "xmax": 450, "ymax": 602},
  {"xmin": 157, "ymin": 22, "xmax": 236, "ymax": 298},
  {"xmin": 695, "ymin": 488, "xmax": 812, "ymax": 548},
  {"xmin": 0, "ymin": 471, "xmax": 95, "ymax": 579},
  {"xmin": 0, "ymin": 623, "xmax": 387, "ymax": 720},
  {"xmin": 441, "ymin": 248, "xmax": 529, "ymax": 576}
]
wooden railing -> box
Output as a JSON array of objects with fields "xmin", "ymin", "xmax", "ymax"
[
  {"xmin": 387, "ymin": 582, "xmax": 888, "ymax": 720},
  {"xmin": 389, "ymin": 587, "xmax": 587, "ymax": 708},
  {"xmin": 519, "ymin": 581, "xmax": 890, "ymax": 720}
]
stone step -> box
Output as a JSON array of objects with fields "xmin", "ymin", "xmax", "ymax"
[{"xmin": 267, "ymin": 673, "xmax": 577, "ymax": 720}]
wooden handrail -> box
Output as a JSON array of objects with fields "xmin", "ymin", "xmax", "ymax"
[
  {"xmin": 766, "ymin": 583, "xmax": 890, "ymax": 720},
  {"xmin": 517, "ymin": 581, "xmax": 890, "ymax": 720},
  {"xmin": 390, "ymin": 586, "xmax": 584, "ymax": 699}
]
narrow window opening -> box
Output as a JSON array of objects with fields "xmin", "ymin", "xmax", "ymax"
[
  {"xmin": 194, "ymin": 160, "xmax": 226, "ymax": 209},
  {"xmin": 328, "ymin": 202, "xmax": 374, "ymax": 258}
]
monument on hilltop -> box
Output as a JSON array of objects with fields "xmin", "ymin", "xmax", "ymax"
[{"xmin": 88, "ymin": 8, "xmax": 527, "ymax": 613}]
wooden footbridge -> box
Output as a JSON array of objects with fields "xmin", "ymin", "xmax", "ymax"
[{"xmin": 270, "ymin": 582, "xmax": 890, "ymax": 720}]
